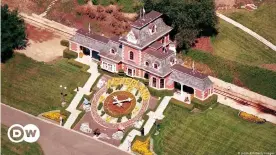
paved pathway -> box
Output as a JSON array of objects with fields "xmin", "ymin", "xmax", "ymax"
[
  {"xmin": 1, "ymin": 103, "xmax": 130, "ymax": 155},
  {"xmin": 40, "ymin": 0, "xmax": 59, "ymax": 17},
  {"xmin": 64, "ymin": 61, "xmax": 100, "ymax": 129},
  {"xmin": 119, "ymin": 96, "xmax": 172, "ymax": 152},
  {"xmin": 217, "ymin": 13, "xmax": 276, "ymax": 51}
]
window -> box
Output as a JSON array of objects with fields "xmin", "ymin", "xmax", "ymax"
[
  {"xmin": 128, "ymin": 68, "xmax": 132, "ymax": 76},
  {"xmin": 161, "ymin": 37, "xmax": 165, "ymax": 44},
  {"xmin": 145, "ymin": 61, "xmax": 149, "ymax": 67},
  {"xmin": 110, "ymin": 48, "xmax": 116, "ymax": 54},
  {"xmin": 129, "ymin": 51, "xmax": 134, "ymax": 60},
  {"xmin": 153, "ymin": 63, "xmax": 159, "ymax": 69},
  {"xmin": 152, "ymin": 77, "xmax": 157, "ymax": 87},
  {"xmin": 162, "ymin": 47, "xmax": 167, "ymax": 53},
  {"xmin": 170, "ymin": 57, "xmax": 175, "ymax": 65},
  {"xmin": 151, "ymin": 25, "xmax": 157, "ymax": 34},
  {"xmin": 160, "ymin": 79, "xmax": 164, "ymax": 88}
]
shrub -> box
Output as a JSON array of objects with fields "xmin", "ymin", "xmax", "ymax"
[
  {"xmin": 117, "ymin": 117, "xmax": 122, "ymax": 123},
  {"xmin": 118, "ymin": 69, "xmax": 125, "ymax": 77},
  {"xmin": 67, "ymin": 59, "xmax": 90, "ymax": 72},
  {"xmin": 137, "ymin": 97, "xmax": 142, "ymax": 103},
  {"xmin": 96, "ymin": 6, "xmax": 105, "ymax": 12},
  {"xmin": 126, "ymin": 113, "xmax": 132, "ymax": 119},
  {"xmin": 105, "ymin": 6, "xmax": 113, "ymax": 14},
  {"xmin": 92, "ymin": 0, "xmax": 98, "ymax": 5},
  {"xmin": 170, "ymin": 98, "xmax": 194, "ymax": 110},
  {"xmin": 88, "ymin": 9, "xmax": 96, "ymax": 19},
  {"xmin": 60, "ymin": 39, "xmax": 69, "ymax": 47},
  {"xmin": 116, "ymin": 84, "xmax": 123, "ymax": 90},
  {"xmin": 100, "ymin": 111, "xmax": 105, "ymax": 116},
  {"xmin": 96, "ymin": 13, "xmax": 107, "ymax": 21},
  {"xmin": 239, "ymin": 111, "xmax": 266, "ymax": 124},
  {"xmin": 106, "ymin": 87, "xmax": 113, "ymax": 94},
  {"xmin": 97, "ymin": 102, "xmax": 103, "ymax": 110},
  {"xmin": 143, "ymin": 79, "xmax": 149, "ymax": 86},
  {"xmin": 135, "ymin": 90, "xmax": 139, "ymax": 96},
  {"xmin": 63, "ymin": 48, "xmax": 78, "ymax": 59},
  {"xmin": 148, "ymin": 87, "xmax": 174, "ymax": 97}
]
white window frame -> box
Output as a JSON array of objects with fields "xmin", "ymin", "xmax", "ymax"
[{"xmin": 129, "ymin": 51, "xmax": 134, "ymax": 61}]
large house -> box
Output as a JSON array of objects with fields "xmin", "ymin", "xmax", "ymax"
[{"xmin": 69, "ymin": 11, "xmax": 214, "ymax": 101}]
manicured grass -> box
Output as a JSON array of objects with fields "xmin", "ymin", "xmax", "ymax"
[
  {"xmin": 1, "ymin": 125, "xmax": 44, "ymax": 155},
  {"xmin": 153, "ymin": 103, "xmax": 276, "ymax": 155},
  {"xmin": 186, "ymin": 50, "xmax": 276, "ymax": 99},
  {"xmin": 212, "ymin": 19, "xmax": 276, "ymax": 66},
  {"xmin": 1, "ymin": 54, "xmax": 90, "ymax": 116},
  {"xmin": 94, "ymin": 0, "xmax": 138, "ymax": 12},
  {"xmin": 223, "ymin": 2, "xmax": 276, "ymax": 45}
]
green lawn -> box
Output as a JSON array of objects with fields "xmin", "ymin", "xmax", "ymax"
[
  {"xmin": 212, "ymin": 19, "xmax": 276, "ymax": 66},
  {"xmin": 1, "ymin": 125, "xmax": 44, "ymax": 155},
  {"xmin": 1, "ymin": 54, "xmax": 90, "ymax": 116},
  {"xmin": 223, "ymin": 2, "xmax": 276, "ymax": 45},
  {"xmin": 93, "ymin": 0, "xmax": 139, "ymax": 13},
  {"xmin": 153, "ymin": 103, "xmax": 276, "ymax": 155},
  {"xmin": 186, "ymin": 50, "xmax": 276, "ymax": 99}
]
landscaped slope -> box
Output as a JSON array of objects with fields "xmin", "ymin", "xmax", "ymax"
[
  {"xmin": 1, "ymin": 54, "xmax": 90, "ymax": 115},
  {"xmin": 153, "ymin": 104, "xmax": 276, "ymax": 155},
  {"xmin": 212, "ymin": 19, "xmax": 276, "ymax": 66},
  {"xmin": 223, "ymin": 2, "xmax": 276, "ymax": 45},
  {"xmin": 1, "ymin": 125, "xmax": 44, "ymax": 155}
]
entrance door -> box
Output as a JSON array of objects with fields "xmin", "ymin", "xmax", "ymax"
[
  {"xmin": 92, "ymin": 50, "xmax": 100, "ymax": 61},
  {"xmin": 127, "ymin": 68, "xmax": 133, "ymax": 76},
  {"xmin": 152, "ymin": 77, "xmax": 157, "ymax": 87}
]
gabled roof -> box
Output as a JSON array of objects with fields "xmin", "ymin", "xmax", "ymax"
[
  {"xmin": 76, "ymin": 29, "xmax": 109, "ymax": 44},
  {"xmin": 131, "ymin": 11, "xmax": 163, "ymax": 29},
  {"xmin": 170, "ymin": 64, "xmax": 213, "ymax": 91}
]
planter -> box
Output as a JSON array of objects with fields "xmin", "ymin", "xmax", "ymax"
[{"xmin": 79, "ymin": 52, "xmax": 84, "ymax": 58}]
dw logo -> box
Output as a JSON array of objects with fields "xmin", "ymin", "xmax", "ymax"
[{"xmin": 7, "ymin": 124, "xmax": 40, "ymax": 143}]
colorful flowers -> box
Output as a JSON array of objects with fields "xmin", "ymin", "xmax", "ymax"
[
  {"xmin": 239, "ymin": 111, "xmax": 266, "ymax": 124},
  {"xmin": 132, "ymin": 137, "xmax": 153, "ymax": 155},
  {"xmin": 42, "ymin": 111, "xmax": 66, "ymax": 122}
]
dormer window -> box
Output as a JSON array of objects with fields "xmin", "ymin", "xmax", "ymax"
[
  {"xmin": 150, "ymin": 24, "xmax": 157, "ymax": 34},
  {"xmin": 145, "ymin": 61, "xmax": 149, "ymax": 67},
  {"xmin": 129, "ymin": 51, "xmax": 134, "ymax": 60},
  {"xmin": 170, "ymin": 57, "xmax": 176, "ymax": 65},
  {"xmin": 153, "ymin": 62, "xmax": 160, "ymax": 70},
  {"xmin": 110, "ymin": 48, "xmax": 116, "ymax": 54}
]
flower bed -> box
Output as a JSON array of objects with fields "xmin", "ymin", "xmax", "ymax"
[
  {"xmin": 238, "ymin": 111, "xmax": 266, "ymax": 124},
  {"xmin": 42, "ymin": 111, "xmax": 66, "ymax": 122},
  {"xmin": 103, "ymin": 91, "xmax": 136, "ymax": 118},
  {"xmin": 132, "ymin": 137, "xmax": 153, "ymax": 155}
]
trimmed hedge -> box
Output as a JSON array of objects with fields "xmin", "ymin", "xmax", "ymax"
[
  {"xmin": 126, "ymin": 113, "xmax": 132, "ymax": 120},
  {"xmin": 148, "ymin": 87, "xmax": 174, "ymax": 97},
  {"xmin": 63, "ymin": 48, "xmax": 78, "ymax": 59},
  {"xmin": 60, "ymin": 39, "xmax": 69, "ymax": 47},
  {"xmin": 100, "ymin": 111, "xmax": 105, "ymax": 116},
  {"xmin": 106, "ymin": 87, "xmax": 113, "ymax": 94},
  {"xmin": 97, "ymin": 102, "xmax": 103, "ymax": 110},
  {"xmin": 169, "ymin": 98, "xmax": 194, "ymax": 110},
  {"xmin": 67, "ymin": 59, "xmax": 90, "ymax": 72},
  {"xmin": 117, "ymin": 117, "xmax": 122, "ymax": 123},
  {"xmin": 192, "ymin": 95, "xmax": 218, "ymax": 111},
  {"xmin": 137, "ymin": 96, "xmax": 142, "ymax": 103}
]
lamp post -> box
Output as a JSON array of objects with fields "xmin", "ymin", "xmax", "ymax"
[{"xmin": 60, "ymin": 85, "xmax": 67, "ymax": 107}]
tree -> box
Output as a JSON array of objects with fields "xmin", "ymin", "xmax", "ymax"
[
  {"xmin": 144, "ymin": 0, "xmax": 217, "ymax": 50},
  {"xmin": 1, "ymin": 4, "xmax": 27, "ymax": 62}
]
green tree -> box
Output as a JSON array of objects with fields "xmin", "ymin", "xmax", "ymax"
[
  {"xmin": 144, "ymin": 0, "xmax": 217, "ymax": 50},
  {"xmin": 1, "ymin": 4, "xmax": 27, "ymax": 62}
]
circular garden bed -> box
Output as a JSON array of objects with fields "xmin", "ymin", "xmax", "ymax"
[{"xmin": 104, "ymin": 91, "xmax": 136, "ymax": 118}]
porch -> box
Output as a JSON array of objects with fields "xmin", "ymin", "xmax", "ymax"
[{"xmin": 172, "ymin": 82, "xmax": 194, "ymax": 104}]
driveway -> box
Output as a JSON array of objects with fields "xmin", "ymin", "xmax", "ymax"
[{"xmin": 1, "ymin": 104, "xmax": 130, "ymax": 155}]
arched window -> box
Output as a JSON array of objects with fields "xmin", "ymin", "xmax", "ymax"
[
  {"xmin": 110, "ymin": 48, "xmax": 116, "ymax": 54},
  {"xmin": 151, "ymin": 25, "xmax": 157, "ymax": 34},
  {"xmin": 129, "ymin": 51, "xmax": 134, "ymax": 60},
  {"xmin": 145, "ymin": 61, "xmax": 149, "ymax": 67}
]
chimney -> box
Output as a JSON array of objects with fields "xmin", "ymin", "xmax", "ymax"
[{"xmin": 142, "ymin": 7, "xmax": 145, "ymax": 20}]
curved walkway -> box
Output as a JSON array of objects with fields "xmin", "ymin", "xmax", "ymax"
[{"xmin": 217, "ymin": 12, "xmax": 276, "ymax": 51}]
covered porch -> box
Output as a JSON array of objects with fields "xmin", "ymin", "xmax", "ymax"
[{"xmin": 173, "ymin": 81, "xmax": 193, "ymax": 104}]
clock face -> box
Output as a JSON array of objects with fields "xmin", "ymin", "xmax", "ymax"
[{"xmin": 103, "ymin": 91, "xmax": 136, "ymax": 117}]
